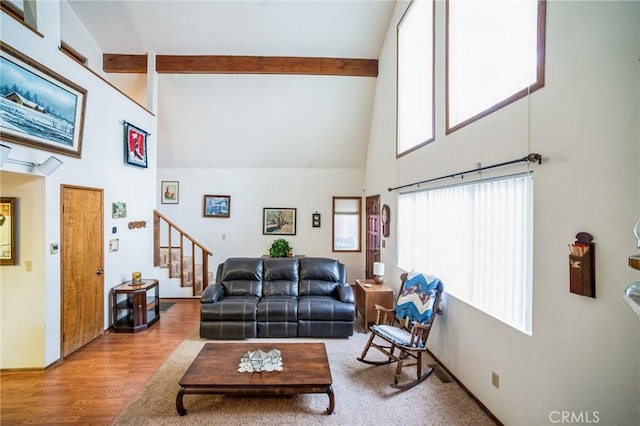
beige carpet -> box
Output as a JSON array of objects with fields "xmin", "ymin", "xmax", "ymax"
[{"xmin": 113, "ymin": 325, "xmax": 497, "ymax": 425}]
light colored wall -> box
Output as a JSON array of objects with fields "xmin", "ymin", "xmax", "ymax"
[
  {"xmin": 0, "ymin": 172, "xmax": 45, "ymax": 367},
  {"xmin": 156, "ymin": 167, "xmax": 366, "ymax": 297},
  {"xmin": 0, "ymin": 1, "xmax": 156, "ymax": 368},
  {"xmin": 366, "ymin": 1, "xmax": 640, "ymax": 425}
]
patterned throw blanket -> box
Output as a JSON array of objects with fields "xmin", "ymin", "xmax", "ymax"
[{"xmin": 395, "ymin": 272, "xmax": 441, "ymax": 324}]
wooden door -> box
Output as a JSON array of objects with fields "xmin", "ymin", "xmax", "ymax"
[
  {"xmin": 61, "ymin": 185, "xmax": 104, "ymax": 357},
  {"xmin": 365, "ymin": 195, "xmax": 381, "ymax": 279}
]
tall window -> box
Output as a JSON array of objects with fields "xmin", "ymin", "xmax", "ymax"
[
  {"xmin": 446, "ymin": 0, "xmax": 545, "ymax": 132},
  {"xmin": 1, "ymin": 0, "xmax": 38, "ymax": 31},
  {"xmin": 332, "ymin": 197, "xmax": 362, "ymax": 252},
  {"xmin": 397, "ymin": 174, "xmax": 533, "ymax": 333},
  {"xmin": 396, "ymin": 0, "xmax": 434, "ymax": 157}
]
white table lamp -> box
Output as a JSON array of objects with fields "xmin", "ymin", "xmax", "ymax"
[{"xmin": 373, "ymin": 262, "xmax": 385, "ymax": 284}]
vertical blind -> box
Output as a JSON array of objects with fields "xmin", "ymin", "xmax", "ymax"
[{"xmin": 398, "ymin": 173, "xmax": 533, "ymax": 333}]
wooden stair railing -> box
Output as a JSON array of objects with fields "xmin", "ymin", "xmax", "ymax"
[{"xmin": 153, "ymin": 210, "xmax": 213, "ymax": 296}]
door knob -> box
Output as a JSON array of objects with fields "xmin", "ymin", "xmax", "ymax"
[{"xmin": 96, "ymin": 269, "xmax": 104, "ymax": 275}]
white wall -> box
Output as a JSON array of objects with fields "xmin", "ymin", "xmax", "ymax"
[
  {"xmin": 0, "ymin": 172, "xmax": 45, "ymax": 367},
  {"xmin": 366, "ymin": 1, "xmax": 640, "ymax": 424},
  {"xmin": 0, "ymin": 1, "xmax": 156, "ymax": 368},
  {"xmin": 156, "ymin": 167, "xmax": 366, "ymax": 297}
]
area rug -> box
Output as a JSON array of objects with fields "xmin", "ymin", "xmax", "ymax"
[
  {"xmin": 159, "ymin": 302, "xmax": 175, "ymax": 312},
  {"xmin": 113, "ymin": 326, "xmax": 496, "ymax": 425}
]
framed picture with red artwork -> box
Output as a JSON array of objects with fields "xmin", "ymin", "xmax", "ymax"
[{"xmin": 123, "ymin": 121, "xmax": 148, "ymax": 168}]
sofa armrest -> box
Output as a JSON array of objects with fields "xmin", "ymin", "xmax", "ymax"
[
  {"xmin": 336, "ymin": 284, "xmax": 354, "ymax": 304},
  {"xmin": 201, "ymin": 283, "xmax": 224, "ymax": 304}
]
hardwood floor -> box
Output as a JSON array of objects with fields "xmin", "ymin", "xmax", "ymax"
[{"xmin": 0, "ymin": 298, "xmax": 200, "ymax": 425}]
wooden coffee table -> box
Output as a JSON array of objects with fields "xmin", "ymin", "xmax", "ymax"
[{"xmin": 176, "ymin": 342, "xmax": 334, "ymax": 415}]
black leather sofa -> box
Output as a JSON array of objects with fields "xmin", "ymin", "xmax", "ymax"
[{"xmin": 200, "ymin": 257, "xmax": 355, "ymax": 339}]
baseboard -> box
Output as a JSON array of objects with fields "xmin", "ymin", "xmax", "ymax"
[
  {"xmin": 427, "ymin": 349, "xmax": 503, "ymax": 426},
  {"xmin": 160, "ymin": 296, "xmax": 199, "ymax": 300}
]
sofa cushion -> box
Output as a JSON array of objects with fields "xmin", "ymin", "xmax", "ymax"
[
  {"xmin": 299, "ymin": 257, "xmax": 342, "ymax": 281},
  {"xmin": 263, "ymin": 257, "xmax": 298, "ymax": 297},
  {"xmin": 220, "ymin": 257, "xmax": 263, "ymax": 297},
  {"xmin": 298, "ymin": 295, "xmax": 355, "ymax": 321},
  {"xmin": 299, "ymin": 257, "xmax": 342, "ymax": 296},
  {"xmin": 200, "ymin": 295, "xmax": 259, "ymax": 321},
  {"xmin": 257, "ymin": 296, "xmax": 298, "ymax": 321}
]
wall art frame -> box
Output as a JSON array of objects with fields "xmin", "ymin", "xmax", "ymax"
[
  {"xmin": 263, "ymin": 208, "xmax": 296, "ymax": 235},
  {"xmin": 0, "ymin": 197, "xmax": 17, "ymax": 265},
  {"xmin": 203, "ymin": 195, "xmax": 230, "ymax": 218},
  {"xmin": 123, "ymin": 121, "xmax": 148, "ymax": 168},
  {"xmin": 0, "ymin": 42, "xmax": 86, "ymax": 158},
  {"xmin": 112, "ymin": 202, "xmax": 127, "ymax": 219},
  {"xmin": 161, "ymin": 181, "xmax": 179, "ymax": 204}
]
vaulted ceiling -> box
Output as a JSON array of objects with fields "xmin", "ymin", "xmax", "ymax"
[{"xmin": 68, "ymin": 0, "xmax": 397, "ymax": 169}]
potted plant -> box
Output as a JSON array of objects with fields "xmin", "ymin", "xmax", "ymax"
[{"xmin": 269, "ymin": 238, "xmax": 293, "ymax": 258}]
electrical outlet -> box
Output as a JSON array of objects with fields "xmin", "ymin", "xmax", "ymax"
[
  {"xmin": 491, "ymin": 371, "xmax": 500, "ymax": 389},
  {"xmin": 25, "ymin": 260, "xmax": 33, "ymax": 272}
]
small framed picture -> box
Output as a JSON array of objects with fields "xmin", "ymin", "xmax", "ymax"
[
  {"xmin": 263, "ymin": 208, "xmax": 296, "ymax": 235},
  {"xmin": 203, "ymin": 195, "xmax": 230, "ymax": 218},
  {"xmin": 0, "ymin": 197, "xmax": 17, "ymax": 265},
  {"xmin": 161, "ymin": 181, "xmax": 179, "ymax": 204},
  {"xmin": 112, "ymin": 202, "xmax": 127, "ymax": 219},
  {"xmin": 124, "ymin": 121, "xmax": 148, "ymax": 168}
]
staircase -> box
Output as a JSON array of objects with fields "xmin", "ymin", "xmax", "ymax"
[{"xmin": 153, "ymin": 210, "xmax": 213, "ymax": 296}]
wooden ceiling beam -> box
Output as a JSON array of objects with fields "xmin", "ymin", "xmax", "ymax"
[
  {"xmin": 103, "ymin": 54, "xmax": 147, "ymax": 73},
  {"xmin": 103, "ymin": 54, "xmax": 378, "ymax": 77}
]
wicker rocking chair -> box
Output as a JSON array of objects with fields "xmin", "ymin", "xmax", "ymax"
[{"xmin": 357, "ymin": 272, "xmax": 444, "ymax": 390}]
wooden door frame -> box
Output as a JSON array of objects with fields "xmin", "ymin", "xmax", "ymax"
[
  {"xmin": 60, "ymin": 184, "xmax": 104, "ymax": 359},
  {"xmin": 365, "ymin": 194, "xmax": 381, "ymax": 279}
]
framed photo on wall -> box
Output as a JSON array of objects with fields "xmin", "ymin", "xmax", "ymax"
[
  {"xmin": 123, "ymin": 121, "xmax": 148, "ymax": 168},
  {"xmin": 161, "ymin": 181, "xmax": 179, "ymax": 204},
  {"xmin": 203, "ymin": 195, "xmax": 230, "ymax": 218},
  {"xmin": 0, "ymin": 197, "xmax": 16, "ymax": 265},
  {"xmin": 263, "ymin": 208, "xmax": 296, "ymax": 235},
  {"xmin": 112, "ymin": 202, "xmax": 127, "ymax": 219},
  {"xmin": 0, "ymin": 42, "xmax": 86, "ymax": 158}
]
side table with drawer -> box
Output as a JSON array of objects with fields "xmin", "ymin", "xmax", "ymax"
[{"xmin": 353, "ymin": 279, "xmax": 394, "ymax": 331}]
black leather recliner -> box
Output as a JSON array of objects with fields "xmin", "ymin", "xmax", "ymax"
[{"xmin": 200, "ymin": 257, "xmax": 355, "ymax": 339}]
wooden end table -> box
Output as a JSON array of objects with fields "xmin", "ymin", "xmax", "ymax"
[
  {"xmin": 112, "ymin": 279, "xmax": 159, "ymax": 333},
  {"xmin": 176, "ymin": 342, "xmax": 334, "ymax": 416},
  {"xmin": 354, "ymin": 279, "xmax": 394, "ymax": 331}
]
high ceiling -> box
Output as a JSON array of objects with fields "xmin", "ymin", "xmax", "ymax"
[
  {"xmin": 68, "ymin": 0, "xmax": 395, "ymax": 59},
  {"xmin": 68, "ymin": 0, "xmax": 398, "ymax": 169}
]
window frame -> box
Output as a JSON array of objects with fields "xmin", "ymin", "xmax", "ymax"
[
  {"xmin": 1, "ymin": 0, "xmax": 40, "ymax": 36},
  {"xmin": 396, "ymin": 0, "xmax": 436, "ymax": 158},
  {"xmin": 445, "ymin": 0, "xmax": 546, "ymax": 134},
  {"xmin": 397, "ymin": 173, "xmax": 534, "ymax": 334},
  {"xmin": 332, "ymin": 196, "xmax": 362, "ymax": 253}
]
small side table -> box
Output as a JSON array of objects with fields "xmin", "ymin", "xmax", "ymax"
[
  {"xmin": 354, "ymin": 279, "xmax": 394, "ymax": 331},
  {"xmin": 112, "ymin": 279, "xmax": 160, "ymax": 333}
]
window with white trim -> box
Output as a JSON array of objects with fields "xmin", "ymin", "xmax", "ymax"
[{"xmin": 397, "ymin": 173, "xmax": 533, "ymax": 333}]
